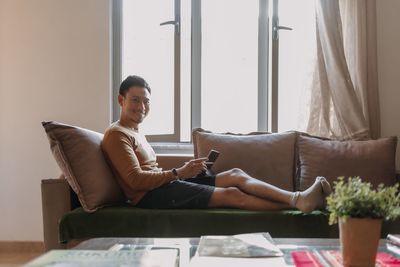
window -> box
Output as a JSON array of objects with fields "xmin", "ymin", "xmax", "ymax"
[
  {"xmin": 275, "ymin": 0, "xmax": 316, "ymax": 133},
  {"xmin": 200, "ymin": 0, "xmax": 259, "ymax": 134},
  {"xmin": 113, "ymin": 0, "xmax": 316, "ymax": 143}
]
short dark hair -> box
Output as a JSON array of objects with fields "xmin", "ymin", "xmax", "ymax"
[{"xmin": 119, "ymin": 75, "xmax": 151, "ymax": 96}]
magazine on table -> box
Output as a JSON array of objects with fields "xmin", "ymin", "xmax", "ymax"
[
  {"xmin": 197, "ymin": 232, "xmax": 283, "ymax": 258},
  {"xmin": 108, "ymin": 243, "xmax": 190, "ymax": 267},
  {"xmin": 24, "ymin": 249, "xmax": 178, "ymax": 267}
]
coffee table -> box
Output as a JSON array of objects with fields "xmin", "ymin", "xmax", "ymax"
[{"xmin": 73, "ymin": 237, "xmax": 398, "ymax": 266}]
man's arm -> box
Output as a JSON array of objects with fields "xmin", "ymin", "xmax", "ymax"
[{"xmin": 102, "ymin": 130, "xmax": 176, "ymax": 191}]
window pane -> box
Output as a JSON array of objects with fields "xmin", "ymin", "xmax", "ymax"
[
  {"xmin": 277, "ymin": 0, "xmax": 316, "ymax": 132},
  {"xmin": 122, "ymin": 0, "xmax": 175, "ymax": 135},
  {"xmin": 201, "ymin": 0, "xmax": 259, "ymax": 133}
]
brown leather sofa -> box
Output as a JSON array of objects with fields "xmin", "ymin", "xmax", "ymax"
[
  {"xmin": 41, "ymin": 154, "xmax": 400, "ymax": 251},
  {"xmin": 41, "ymin": 123, "xmax": 400, "ymax": 251}
]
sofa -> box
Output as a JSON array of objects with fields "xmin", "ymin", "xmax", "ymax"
[{"xmin": 41, "ymin": 122, "xmax": 400, "ymax": 251}]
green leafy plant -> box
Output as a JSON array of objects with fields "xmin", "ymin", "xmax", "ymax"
[{"xmin": 326, "ymin": 177, "xmax": 400, "ymax": 225}]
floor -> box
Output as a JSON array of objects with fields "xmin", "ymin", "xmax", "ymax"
[
  {"xmin": 0, "ymin": 252, "xmax": 43, "ymax": 266},
  {"xmin": 0, "ymin": 241, "xmax": 45, "ymax": 266}
]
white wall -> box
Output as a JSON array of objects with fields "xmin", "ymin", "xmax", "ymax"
[
  {"xmin": 377, "ymin": 0, "xmax": 400, "ymax": 170},
  {"xmin": 0, "ymin": 0, "xmax": 111, "ymax": 241}
]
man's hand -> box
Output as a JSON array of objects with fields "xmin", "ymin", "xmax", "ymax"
[{"xmin": 175, "ymin": 157, "xmax": 208, "ymax": 179}]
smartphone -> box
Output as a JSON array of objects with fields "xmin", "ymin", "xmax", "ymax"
[{"xmin": 206, "ymin": 149, "xmax": 220, "ymax": 170}]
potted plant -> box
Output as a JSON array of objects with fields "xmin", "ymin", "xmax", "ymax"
[{"xmin": 326, "ymin": 176, "xmax": 400, "ymax": 267}]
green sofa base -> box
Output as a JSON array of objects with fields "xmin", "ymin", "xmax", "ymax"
[{"xmin": 59, "ymin": 206, "xmax": 400, "ymax": 244}]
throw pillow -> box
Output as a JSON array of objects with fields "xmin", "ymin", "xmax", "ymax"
[
  {"xmin": 192, "ymin": 128, "xmax": 297, "ymax": 191},
  {"xmin": 42, "ymin": 121, "xmax": 125, "ymax": 212},
  {"xmin": 297, "ymin": 135, "xmax": 397, "ymax": 191}
]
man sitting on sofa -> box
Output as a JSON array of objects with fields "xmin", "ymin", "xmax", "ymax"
[{"xmin": 101, "ymin": 75, "xmax": 332, "ymax": 213}]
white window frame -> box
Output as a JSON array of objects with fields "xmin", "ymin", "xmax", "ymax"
[{"xmin": 112, "ymin": 0, "xmax": 285, "ymax": 151}]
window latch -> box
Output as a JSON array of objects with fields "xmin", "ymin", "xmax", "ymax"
[
  {"xmin": 272, "ymin": 19, "xmax": 292, "ymax": 40},
  {"xmin": 160, "ymin": 20, "xmax": 180, "ymax": 34}
]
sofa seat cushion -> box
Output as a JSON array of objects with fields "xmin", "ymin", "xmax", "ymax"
[
  {"xmin": 60, "ymin": 207, "xmax": 339, "ymax": 243},
  {"xmin": 59, "ymin": 207, "xmax": 400, "ymax": 244}
]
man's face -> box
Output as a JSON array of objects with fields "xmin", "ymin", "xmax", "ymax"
[{"xmin": 118, "ymin": 86, "xmax": 150, "ymax": 125}]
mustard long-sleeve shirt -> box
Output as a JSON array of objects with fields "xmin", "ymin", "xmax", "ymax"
[{"xmin": 101, "ymin": 121, "xmax": 175, "ymax": 204}]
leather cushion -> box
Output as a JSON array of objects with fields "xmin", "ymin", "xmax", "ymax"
[
  {"xmin": 297, "ymin": 135, "xmax": 397, "ymax": 190},
  {"xmin": 192, "ymin": 128, "xmax": 297, "ymax": 191},
  {"xmin": 42, "ymin": 121, "xmax": 125, "ymax": 212}
]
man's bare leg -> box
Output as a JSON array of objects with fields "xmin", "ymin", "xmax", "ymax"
[
  {"xmin": 214, "ymin": 168, "xmax": 331, "ymax": 213},
  {"xmin": 215, "ymin": 168, "xmax": 293, "ymax": 203},
  {"xmin": 208, "ymin": 187, "xmax": 290, "ymax": 211}
]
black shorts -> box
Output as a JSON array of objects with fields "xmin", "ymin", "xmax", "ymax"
[{"xmin": 135, "ymin": 174, "xmax": 216, "ymax": 209}]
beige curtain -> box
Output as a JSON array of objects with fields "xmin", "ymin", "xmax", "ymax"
[{"xmin": 307, "ymin": 0, "xmax": 380, "ymax": 140}]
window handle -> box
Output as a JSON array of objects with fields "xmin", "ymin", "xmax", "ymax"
[
  {"xmin": 275, "ymin": 25, "xmax": 293, "ymax": 31},
  {"xmin": 272, "ymin": 18, "xmax": 293, "ymax": 40},
  {"xmin": 273, "ymin": 25, "xmax": 293, "ymax": 40},
  {"xmin": 160, "ymin": 20, "xmax": 180, "ymax": 34}
]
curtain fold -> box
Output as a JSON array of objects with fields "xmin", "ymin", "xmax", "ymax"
[
  {"xmin": 306, "ymin": 0, "xmax": 380, "ymax": 140},
  {"xmin": 365, "ymin": 0, "xmax": 380, "ymax": 139}
]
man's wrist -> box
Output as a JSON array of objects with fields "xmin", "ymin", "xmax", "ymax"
[{"xmin": 172, "ymin": 168, "xmax": 180, "ymax": 180}]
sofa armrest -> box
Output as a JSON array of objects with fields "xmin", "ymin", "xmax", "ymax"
[
  {"xmin": 41, "ymin": 178, "xmax": 72, "ymax": 251},
  {"xmin": 156, "ymin": 154, "xmax": 194, "ymax": 170}
]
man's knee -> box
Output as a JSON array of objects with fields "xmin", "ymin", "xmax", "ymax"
[
  {"xmin": 230, "ymin": 168, "xmax": 244, "ymax": 176},
  {"xmin": 228, "ymin": 168, "xmax": 249, "ymax": 184},
  {"xmin": 221, "ymin": 187, "xmax": 246, "ymax": 207},
  {"xmin": 209, "ymin": 187, "xmax": 244, "ymax": 207},
  {"xmin": 229, "ymin": 168, "xmax": 246, "ymax": 178},
  {"xmin": 224, "ymin": 186, "xmax": 242, "ymax": 196}
]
